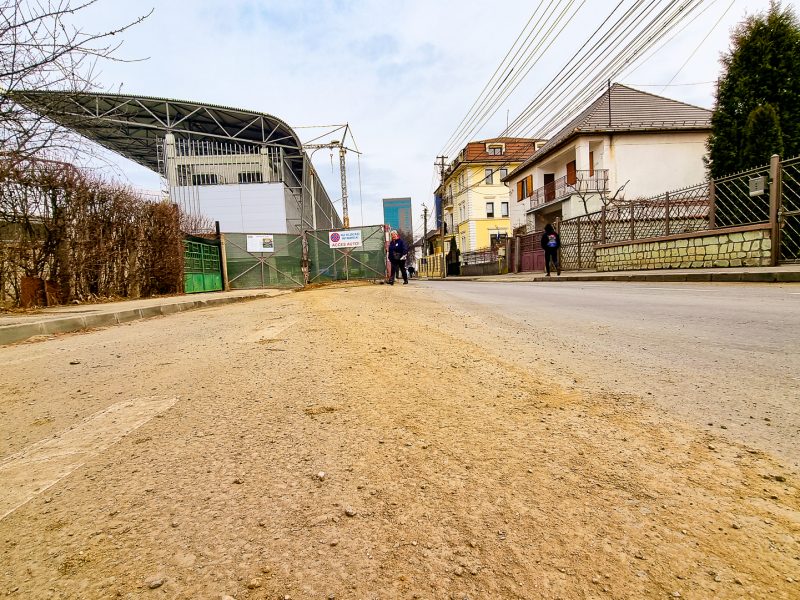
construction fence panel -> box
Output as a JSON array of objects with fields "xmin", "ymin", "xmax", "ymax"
[
  {"xmin": 306, "ymin": 225, "xmax": 388, "ymax": 283},
  {"xmin": 224, "ymin": 232, "xmax": 305, "ymax": 289},
  {"xmin": 780, "ymin": 156, "xmax": 800, "ymax": 262}
]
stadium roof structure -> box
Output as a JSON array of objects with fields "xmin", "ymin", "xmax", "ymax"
[{"xmin": 10, "ymin": 91, "xmax": 306, "ymax": 179}]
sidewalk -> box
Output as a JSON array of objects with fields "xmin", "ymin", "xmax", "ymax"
[
  {"xmin": 423, "ymin": 264, "xmax": 800, "ymax": 284},
  {"xmin": 0, "ymin": 288, "xmax": 292, "ymax": 345}
]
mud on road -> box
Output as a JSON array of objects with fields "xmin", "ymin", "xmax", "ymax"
[{"xmin": 0, "ymin": 283, "xmax": 798, "ymax": 599}]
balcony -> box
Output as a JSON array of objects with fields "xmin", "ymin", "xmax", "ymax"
[{"xmin": 529, "ymin": 169, "xmax": 609, "ymax": 210}]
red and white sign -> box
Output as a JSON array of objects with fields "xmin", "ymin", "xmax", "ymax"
[{"xmin": 328, "ymin": 230, "xmax": 362, "ymax": 248}]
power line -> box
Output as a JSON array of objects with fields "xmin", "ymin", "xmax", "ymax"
[{"xmin": 659, "ymin": 0, "xmax": 735, "ymax": 93}]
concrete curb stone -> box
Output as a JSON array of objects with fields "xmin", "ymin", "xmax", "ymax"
[{"xmin": 0, "ymin": 290, "xmax": 285, "ymax": 346}]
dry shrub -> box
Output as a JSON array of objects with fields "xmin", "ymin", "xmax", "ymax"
[{"xmin": 0, "ymin": 156, "xmax": 184, "ymax": 306}]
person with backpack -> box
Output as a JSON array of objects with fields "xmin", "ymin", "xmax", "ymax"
[
  {"xmin": 387, "ymin": 230, "xmax": 408, "ymax": 285},
  {"xmin": 540, "ymin": 223, "xmax": 561, "ymax": 276}
]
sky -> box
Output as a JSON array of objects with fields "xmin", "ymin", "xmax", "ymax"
[{"xmin": 73, "ymin": 0, "xmax": 797, "ymax": 239}]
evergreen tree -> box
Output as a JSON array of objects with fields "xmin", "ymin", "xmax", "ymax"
[
  {"xmin": 742, "ymin": 103, "xmax": 784, "ymax": 169},
  {"xmin": 707, "ymin": 1, "xmax": 800, "ymax": 178}
]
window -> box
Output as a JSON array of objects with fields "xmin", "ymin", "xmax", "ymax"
[
  {"xmin": 486, "ymin": 202, "xmax": 495, "ymax": 218},
  {"xmin": 487, "ymin": 144, "xmax": 504, "ymax": 155},
  {"xmin": 484, "ymin": 168, "xmax": 494, "ymax": 184},
  {"xmin": 566, "ymin": 160, "xmax": 577, "ymax": 185},
  {"xmin": 516, "ymin": 178, "xmax": 529, "ymax": 201},
  {"xmin": 499, "ymin": 168, "xmax": 508, "ymax": 179},
  {"xmin": 192, "ymin": 173, "xmax": 218, "ymax": 186},
  {"xmin": 238, "ymin": 171, "xmax": 263, "ymax": 184},
  {"xmin": 501, "ymin": 202, "xmax": 509, "ymax": 217}
]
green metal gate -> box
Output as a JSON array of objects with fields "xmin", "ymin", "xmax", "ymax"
[
  {"xmin": 306, "ymin": 225, "xmax": 388, "ymax": 283},
  {"xmin": 224, "ymin": 232, "xmax": 305, "ymax": 289},
  {"xmin": 183, "ymin": 236, "xmax": 223, "ymax": 293}
]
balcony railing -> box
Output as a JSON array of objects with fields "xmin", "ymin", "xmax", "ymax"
[{"xmin": 529, "ymin": 169, "xmax": 609, "ymax": 210}]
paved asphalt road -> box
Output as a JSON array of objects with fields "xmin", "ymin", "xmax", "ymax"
[{"xmin": 420, "ymin": 280, "xmax": 800, "ymax": 467}]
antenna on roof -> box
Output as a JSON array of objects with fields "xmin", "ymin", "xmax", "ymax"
[{"xmin": 608, "ymin": 79, "xmax": 612, "ymax": 127}]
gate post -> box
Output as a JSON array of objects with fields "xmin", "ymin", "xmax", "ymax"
[
  {"xmin": 219, "ymin": 233, "xmax": 230, "ymax": 291},
  {"xmin": 600, "ymin": 206, "xmax": 607, "ymax": 244},
  {"xmin": 708, "ymin": 179, "xmax": 716, "ymax": 229},
  {"xmin": 576, "ymin": 218, "xmax": 582, "ymax": 270},
  {"xmin": 301, "ymin": 231, "xmax": 310, "ymax": 286},
  {"xmin": 769, "ymin": 154, "xmax": 782, "ymax": 266}
]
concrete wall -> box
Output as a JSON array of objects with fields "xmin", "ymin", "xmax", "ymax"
[{"xmin": 596, "ymin": 226, "xmax": 772, "ymax": 272}]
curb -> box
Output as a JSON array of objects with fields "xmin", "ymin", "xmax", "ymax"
[
  {"xmin": 0, "ymin": 291, "xmax": 286, "ymax": 346},
  {"xmin": 422, "ymin": 271, "xmax": 800, "ymax": 284}
]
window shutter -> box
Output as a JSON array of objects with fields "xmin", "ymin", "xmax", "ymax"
[
  {"xmin": 516, "ymin": 180, "xmax": 523, "ymax": 201},
  {"xmin": 566, "ymin": 161, "xmax": 577, "ymax": 185},
  {"xmin": 589, "ymin": 152, "xmax": 594, "ymax": 176},
  {"xmin": 526, "ymin": 175, "xmax": 533, "ymax": 197}
]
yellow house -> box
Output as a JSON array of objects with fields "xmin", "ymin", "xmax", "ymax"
[{"xmin": 439, "ymin": 137, "xmax": 545, "ymax": 255}]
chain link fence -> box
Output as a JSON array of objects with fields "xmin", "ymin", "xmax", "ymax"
[
  {"xmin": 224, "ymin": 233, "xmax": 305, "ymax": 289},
  {"xmin": 306, "ymin": 225, "xmax": 387, "ymax": 283}
]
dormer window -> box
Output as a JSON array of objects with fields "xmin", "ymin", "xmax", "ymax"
[{"xmin": 486, "ymin": 143, "xmax": 504, "ymax": 155}]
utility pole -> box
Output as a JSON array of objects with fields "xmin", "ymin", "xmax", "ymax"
[
  {"xmin": 304, "ymin": 138, "xmax": 360, "ymax": 229},
  {"xmin": 435, "ymin": 155, "xmax": 447, "ymax": 279},
  {"xmin": 422, "ymin": 204, "xmax": 428, "ymax": 258}
]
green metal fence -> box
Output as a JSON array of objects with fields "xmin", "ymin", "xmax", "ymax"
[
  {"xmin": 224, "ymin": 232, "xmax": 305, "ymax": 289},
  {"xmin": 306, "ymin": 225, "xmax": 388, "ymax": 283},
  {"xmin": 183, "ymin": 236, "xmax": 223, "ymax": 293}
]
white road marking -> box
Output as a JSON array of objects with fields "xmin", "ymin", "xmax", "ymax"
[{"xmin": 0, "ymin": 396, "xmax": 177, "ymax": 521}]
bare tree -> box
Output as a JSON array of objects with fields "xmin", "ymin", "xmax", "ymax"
[{"xmin": 0, "ymin": 0, "xmax": 151, "ymax": 160}]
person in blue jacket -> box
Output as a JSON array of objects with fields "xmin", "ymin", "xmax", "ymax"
[
  {"xmin": 540, "ymin": 223, "xmax": 561, "ymax": 276},
  {"xmin": 387, "ymin": 230, "xmax": 408, "ymax": 285}
]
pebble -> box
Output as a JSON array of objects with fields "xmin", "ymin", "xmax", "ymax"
[
  {"xmin": 773, "ymin": 475, "xmax": 787, "ymax": 482},
  {"xmin": 731, "ymin": 522, "xmax": 741, "ymax": 529},
  {"xmin": 246, "ymin": 579, "xmax": 262, "ymax": 589},
  {"xmin": 221, "ymin": 596, "xmax": 236, "ymax": 600},
  {"xmin": 344, "ymin": 507, "xmax": 357, "ymax": 517},
  {"xmin": 707, "ymin": 444, "xmax": 716, "ymax": 450},
  {"xmin": 171, "ymin": 521, "xmax": 179, "ymax": 528},
  {"xmin": 232, "ymin": 478, "xmax": 244, "ymax": 485},
  {"xmin": 69, "ymin": 360, "xmax": 81, "ymax": 365},
  {"xmin": 316, "ymin": 472, "xmax": 326, "ymax": 481},
  {"xmin": 672, "ymin": 592, "xmax": 681, "ymax": 598},
  {"xmin": 145, "ymin": 576, "xmax": 165, "ymax": 589}
]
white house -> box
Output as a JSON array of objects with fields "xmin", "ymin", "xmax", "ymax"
[{"xmin": 503, "ymin": 84, "xmax": 712, "ymax": 232}]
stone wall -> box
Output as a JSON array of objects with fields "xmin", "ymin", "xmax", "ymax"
[{"xmin": 596, "ymin": 226, "xmax": 771, "ymax": 272}]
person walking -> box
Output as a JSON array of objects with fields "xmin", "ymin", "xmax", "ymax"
[
  {"xmin": 387, "ymin": 230, "xmax": 409, "ymax": 285},
  {"xmin": 540, "ymin": 223, "xmax": 561, "ymax": 276}
]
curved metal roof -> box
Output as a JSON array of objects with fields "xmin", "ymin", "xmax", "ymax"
[{"xmin": 10, "ymin": 91, "xmax": 306, "ymax": 178}]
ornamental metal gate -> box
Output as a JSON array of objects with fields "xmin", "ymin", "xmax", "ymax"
[
  {"xmin": 183, "ymin": 236, "xmax": 223, "ymax": 293},
  {"xmin": 780, "ymin": 156, "xmax": 800, "ymax": 262},
  {"xmin": 224, "ymin": 232, "xmax": 305, "ymax": 289}
]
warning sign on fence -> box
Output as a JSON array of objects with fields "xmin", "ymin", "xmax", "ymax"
[{"xmin": 328, "ymin": 230, "xmax": 362, "ymax": 249}]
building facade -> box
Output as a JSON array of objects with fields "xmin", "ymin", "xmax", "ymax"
[
  {"xmin": 504, "ymin": 84, "xmax": 712, "ymax": 232},
  {"xmin": 382, "ymin": 197, "xmax": 413, "ymax": 236},
  {"xmin": 436, "ymin": 137, "xmax": 544, "ymax": 254}
]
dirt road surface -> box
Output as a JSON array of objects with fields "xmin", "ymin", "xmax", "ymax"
[{"xmin": 1, "ymin": 283, "xmax": 798, "ymax": 599}]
